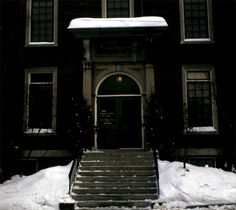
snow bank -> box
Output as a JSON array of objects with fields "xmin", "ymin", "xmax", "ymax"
[
  {"xmin": 157, "ymin": 160, "xmax": 236, "ymax": 209},
  {"xmin": 0, "ymin": 160, "xmax": 236, "ymax": 210},
  {"xmin": 0, "ymin": 162, "xmax": 71, "ymax": 210}
]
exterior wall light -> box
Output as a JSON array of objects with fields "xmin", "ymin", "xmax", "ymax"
[{"xmin": 116, "ymin": 75, "xmax": 123, "ymax": 82}]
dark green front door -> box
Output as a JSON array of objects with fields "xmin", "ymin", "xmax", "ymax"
[{"xmin": 97, "ymin": 97, "xmax": 142, "ymax": 148}]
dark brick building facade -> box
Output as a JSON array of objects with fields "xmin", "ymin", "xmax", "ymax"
[{"xmin": 0, "ymin": 0, "xmax": 235, "ymax": 179}]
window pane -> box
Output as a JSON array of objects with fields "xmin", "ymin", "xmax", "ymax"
[
  {"xmin": 28, "ymin": 84, "xmax": 53, "ymax": 128},
  {"xmin": 187, "ymin": 71, "xmax": 210, "ymax": 80},
  {"xmin": 31, "ymin": 73, "xmax": 53, "ymax": 83},
  {"xmin": 184, "ymin": 0, "xmax": 209, "ymax": 39},
  {"xmin": 98, "ymin": 75, "xmax": 140, "ymax": 95},
  {"xmin": 31, "ymin": 0, "xmax": 54, "ymax": 42},
  {"xmin": 107, "ymin": 0, "xmax": 130, "ymax": 18},
  {"xmin": 187, "ymin": 82, "xmax": 212, "ymax": 127}
]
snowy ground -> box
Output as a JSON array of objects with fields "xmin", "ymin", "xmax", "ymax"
[
  {"xmin": 0, "ymin": 160, "xmax": 236, "ymax": 210},
  {"xmin": 0, "ymin": 162, "xmax": 72, "ymax": 210},
  {"xmin": 155, "ymin": 160, "xmax": 236, "ymax": 210}
]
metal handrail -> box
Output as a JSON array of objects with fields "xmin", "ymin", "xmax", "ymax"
[
  {"xmin": 152, "ymin": 147, "xmax": 160, "ymax": 197},
  {"xmin": 68, "ymin": 149, "xmax": 84, "ymax": 194}
]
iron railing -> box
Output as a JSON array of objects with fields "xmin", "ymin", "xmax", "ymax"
[
  {"xmin": 68, "ymin": 149, "xmax": 84, "ymax": 194},
  {"xmin": 152, "ymin": 147, "xmax": 160, "ymax": 197}
]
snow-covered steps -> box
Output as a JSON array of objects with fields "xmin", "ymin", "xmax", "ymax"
[{"xmin": 72, "ymin": 150, "xmax": 158, "ymax": 210}]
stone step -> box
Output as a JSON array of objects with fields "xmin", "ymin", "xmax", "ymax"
[
  {"xmin": 77, "ymin": 175, "xmax": 156, "ymax": 183},
  {"xmin": 71, "ymin": 193, "xmax": 157, "ymax": 201},
  {"xmin": 75, "ymin": 208, "xmax": 151, "ymax": 210},
  {"xmin": 82, "ymin": 155, "xmax": 153, "ymax": 161},
  {"xmin": 80, "ymin": 160, "xmax": 154, "ymax": 166},
  {"xmin": 82, "ymin": 151, "xmax": 153, "ymax": 160},
  {"xmin": 83, "ymin": 150, "xmax": 153, "ymax": 155},
  {"xmin": 74, "ymin": 181, "xmax": 156, "ymax": 188},
  {"xmin": 71, "ymin": 150, "xmax": 158, "ymax": 209},
  {"xmin": 78, "ymin": 170, "xmax": 155, "ymax": 177},
  {"xmin": 79, "ymin": 165, "xmax": 155, "ymax": 171},
  {"xmin": 76, "ymin": 200, "xmax": 152, "ymax": 208},
  {"xmin": 82, "ymin": 156, "xmax": 153, "ymax": 162},
  {"xmin": 72, "ymin": 186, "xmax": 157, "ymax": 194}
]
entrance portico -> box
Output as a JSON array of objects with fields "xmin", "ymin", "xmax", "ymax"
[
  {"xmin": 88, "ymin": 63, "xmax": 155, "ymax": 149},
  {"xmin": 68, "ymin": 16, "xmax": 168, "ymax": 149}
]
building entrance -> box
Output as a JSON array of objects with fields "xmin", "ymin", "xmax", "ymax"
[{"xmin": 96, "ymin": 74, "xmax": 142, "ymax": 149}]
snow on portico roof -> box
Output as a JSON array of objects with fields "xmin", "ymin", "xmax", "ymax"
[
  {"xmin": 68, "ymin": 16, "xmax": 168, "ymax": 29},
  {"xmin": 68, "ymin": 16, "xmax": 168, "ymax": 37}
]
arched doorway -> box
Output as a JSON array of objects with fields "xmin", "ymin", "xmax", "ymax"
[{"xmin": 96, "ymin": 74, "xmax": 142, "ymax": 149}]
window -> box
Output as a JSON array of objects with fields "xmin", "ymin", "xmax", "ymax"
[
  {"xmin": 179, "ymin": 0, "xmax": 213, "ymax": 43},
  {"xmin": 26, "ymin": 0, "xmax": 58, "ymax": 46},
  {"xmin": 182, "ymin": 65, "xmax": 218, "ymax": 133},
  {"xmin": 102, "ymin": 0, "xmax": 134, "ymax": 18},
  {"xmin": 24, "ymin": 68, "xmax": 57, "ymax": 135},
  {"xmin": 98, "ymin": 74, "xmax": 140, "ymax": 95}
]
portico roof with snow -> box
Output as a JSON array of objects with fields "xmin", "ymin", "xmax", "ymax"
[{"xmin": 67, "ymin": 16, "xmax": 168, "ymax": 37}]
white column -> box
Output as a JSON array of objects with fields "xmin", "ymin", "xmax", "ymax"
[{"xmin": 146, "ymin": 63, "xmax": 155, "ymax": 98}]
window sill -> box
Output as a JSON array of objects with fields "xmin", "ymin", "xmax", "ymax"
[
  {"xmin": 24, "ymin": 128, "xmax": 55, "ymax": 136},
  {"xmin": 26, "ymin": 42, "xmax": 58, "ymax": 47},
  {"xmin": 181, "ymin": 38, "xmax": 214, "ymax": 44},
  {"xmin": 185, "ymin": 126, "xmax": 218, "ymax": 135}
]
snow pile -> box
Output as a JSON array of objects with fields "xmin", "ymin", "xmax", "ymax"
[
  {"xmin": 0, "ymin": 162, "xmax": 71, "ymax": 210},
  {"xmin": 0, "ymin": 160, "xmax": 236, "ymax": 210},
  {"xmin": 157, "ymin": 160, "xmax": 236, "ymax": 209}
]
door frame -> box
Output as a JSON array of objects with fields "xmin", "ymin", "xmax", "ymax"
[{"xmin": 94, "ymin": 72, "xmax": 144, "ymax": 149}]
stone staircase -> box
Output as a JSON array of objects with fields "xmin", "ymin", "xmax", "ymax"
[{"xmin": 71, "ymin": 150, "xmax": 158, "ymax": 210}]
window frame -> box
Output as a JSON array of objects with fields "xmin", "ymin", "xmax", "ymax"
[
  {"xmin": 25, "ymin": 0, "xmax": 58, "ymax": 47},
  {"xmin": 179, "ymin": 0, "xmax": 214, "ymax": 44},
  {"xmin": 102, "ymin": 0, "xmax": 134, "ymax": 18},
  {"xmin": 24, "ymin": 67, "xmax": 57, "ymax": 135},
  {"xmin": 182, "ymin": 65, "xmax": 218, "ymax": 134}
]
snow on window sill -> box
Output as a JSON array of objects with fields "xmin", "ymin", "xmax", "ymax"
[
  {"xmin": 185, "ymin": 126, "xmax": 218, "ymax": 135},
  {"xmin": 24, "ymin": 128, "xmax": 55, "ymax": 135},
  {"xmin": 181, "ymin": 38, "xmax": 214, "ymax": 44},
  {"xmin": 26, "ymin": 42, "xmax": 58, "ymax": 47}
]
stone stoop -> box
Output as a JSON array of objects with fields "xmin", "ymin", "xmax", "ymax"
[{"xmin": 71, "ymin": 150, "xmax": 158, "ymax": 210}]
